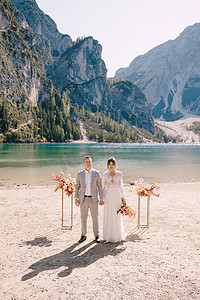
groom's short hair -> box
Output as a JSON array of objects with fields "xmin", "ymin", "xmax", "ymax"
[{"xmin": 84, "ymin": 155, "xmax": 92, "ymax": 161}]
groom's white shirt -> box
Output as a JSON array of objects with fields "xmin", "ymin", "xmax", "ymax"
[{"xmin": 85, "ymin": 169, "xmax": 92, "ymax": 196}]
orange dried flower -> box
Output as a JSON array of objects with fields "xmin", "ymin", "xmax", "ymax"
[
  {"xmin": 117, "ymin": 204, "xmax": 136, "ymax": 219},
  {"xmin": 129, "ymin": 180, "xmax": 160, "ymax": 198},
  {"xmin": 52, "ymin": 173, "xmax": 76, "ymax": 196}
]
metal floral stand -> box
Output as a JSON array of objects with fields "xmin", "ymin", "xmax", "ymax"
[
  {"xmin": 61, "ymin": 190, "xmax": 74, "ymax": 229},
  {"xmin": 137, "ymin": 195, "xmax": 150, "ymax": 228}
]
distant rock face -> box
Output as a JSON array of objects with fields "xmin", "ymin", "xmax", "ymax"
[
  {"xmin": 9, "ymin": 0, "xmax": 111, "ymax": 110},
  {"xmin": 115, "ymin": 23, "xmax": 200, "ymax": 121},
  {"xmin": 0, "ymin": 0, "xmax": 48, "ymax": 106},
  {"xmin": 55, "ymin": 38, "xmax": 154, "ymax": 132},
  {"xmin": 55, "ymin": 37, "xmax": 112, "ymax": 110},
  {"xmin": 0, "ymin": 0, "xmax": 155, "ymax": 134},
  {"xmin": 11, "ymin": 0, "xmax": 72, "ymax": 59},
  {"xmin": 110, "ymin": 80, "xmax": 154, "ymax": 132},
  {"xmin": 0, "ymin": 6, "xmax": 11, "ymax": 31}
]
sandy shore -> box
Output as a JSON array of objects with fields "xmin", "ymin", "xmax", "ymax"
[{"xmin": 0, "ymin": 183, "xmax": 200, "ymax": 300}]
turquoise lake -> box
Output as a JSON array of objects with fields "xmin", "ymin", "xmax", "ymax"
[{"xmin": 0, "ymin": 143, "xmax": 200, "ymax": 186}]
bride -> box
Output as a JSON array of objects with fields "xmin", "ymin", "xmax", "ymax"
[{"xmin": 103, "ymin": 157, "xmax": 126, "ymax": 243}]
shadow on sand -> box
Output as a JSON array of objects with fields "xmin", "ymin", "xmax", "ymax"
[
  {"xmin": 126, "ymin": 226, "xmax": 148, "ymax": 242},
  {"xmin": 25, "ymin": 237, "xmax": 53, "ymax": 247},
  {"xmin": 21, "ymin": 240, "xmax": 126, "ymax": 281}
]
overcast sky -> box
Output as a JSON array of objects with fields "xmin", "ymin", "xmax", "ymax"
[{"xmin": 36, "ymin": 0, "xmax": 200, "ymax": 77}]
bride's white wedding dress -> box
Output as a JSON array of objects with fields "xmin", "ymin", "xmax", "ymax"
[{"xmin": 103, "ymin": 170, "xmax": 126, "ymax": 243}]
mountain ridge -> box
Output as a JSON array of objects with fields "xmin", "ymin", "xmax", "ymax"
[
  {"xmin": 115, "ymin": 22, "xmax": 200, "ymax": 121},
  {"xmin": 0, "ymin": 0, "xmax": 155, "ymax": 142}
]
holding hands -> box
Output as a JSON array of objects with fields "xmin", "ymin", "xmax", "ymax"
[
  {"xmin": 99, "ymin": 199, "xmax": 104, "ymax": 206},
  {"xmin": 75, "ymin": 198, "xmax": 80, "ymax": 206}
]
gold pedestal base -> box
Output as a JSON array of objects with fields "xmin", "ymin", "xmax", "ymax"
[
  {"xmin": 61, "ymin": 190, "xmax": 74, "ymax": 230},
  {"xmin": 137, "ymin": 196, "xmax": 150, "ymax": 229}
]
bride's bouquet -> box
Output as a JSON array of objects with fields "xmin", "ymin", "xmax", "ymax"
[
  {"xmin": 117, "ymin": 201, "xmax": 136, "ymax": 219},
  {"xmin": 52, "ymin": 172, "xmax": 76, "ymax": 196},
  {"xmin": 129, "ymin": 178, "xmax": 160, "ymax": 197}
]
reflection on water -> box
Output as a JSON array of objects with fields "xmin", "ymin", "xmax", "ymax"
[{"xmin": 0, "ymin": 143, "xmax": 200, "ymax": 185}]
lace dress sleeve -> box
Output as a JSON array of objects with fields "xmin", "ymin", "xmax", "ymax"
[
  {"xmin": 119, "ymin": 172, "xmax": 126, "ymax": 198},
  {"xmin": 102, "ymin": 172, "xmax": 107, "ymax": 201}
]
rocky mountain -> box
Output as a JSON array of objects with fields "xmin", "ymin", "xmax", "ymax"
[
  {"xmin": 11, "ymin": 0, "xmax": 72, "ymax": 61},
  {"xmin": 54, "ymin": 36, "xmax": 113, "ymax": 111},
  {"xmin": 0, "ymin": 0, "xmax": 112, "ymax": 110},
  {"xmin": 0, "ymin": 0, "xmax": 155, "ymax": 141},
  {"xmin": 115, "ymin": 23, "xmax": 200, "ymax": 121},
  {"xmin": 0, "ymin": 0, "xmax": 52, "ymax": 107},
  {"xmin": 54, "ymin": 38, "xmax": 153, "ymax": 131},
  {"xmin": 110, "ymin": 80, "xmax": 154, "ymax": 132}
]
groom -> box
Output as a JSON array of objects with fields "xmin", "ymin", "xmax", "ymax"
[{"xmin": 75, "ymin": 156, "xmax": 104, "ymax": 243}]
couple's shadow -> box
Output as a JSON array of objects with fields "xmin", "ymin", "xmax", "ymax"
[{"xmin": 22, "ymin": 240, "xmax": 126, "ymax": 281}]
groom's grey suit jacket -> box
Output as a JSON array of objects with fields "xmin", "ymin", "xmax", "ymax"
[{"xmin": 75, "ymin": 169, "xmax": 103, "ymax": 205}]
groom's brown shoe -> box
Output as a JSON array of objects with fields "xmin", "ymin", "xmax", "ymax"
[
  {"xmin": 79, "ymin": 235, "xmax": 87, "ymax": 243},
  {"xmin": 95, "ymin": 236, "xmax": 100, "ymax": 243}
]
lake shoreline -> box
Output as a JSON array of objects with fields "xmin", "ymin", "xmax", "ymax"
[
  {"xmin": 1, "ymin": 143, "xmax": 200, "ymax": 186},
  {"xmin": 1, "ymin": 141, "xmax": 200, "ymax": 144}
]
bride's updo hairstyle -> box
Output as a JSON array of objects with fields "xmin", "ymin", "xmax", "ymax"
[{"xmin": 107, "ymin": 157, "xmax": 117, "ymax": 167}]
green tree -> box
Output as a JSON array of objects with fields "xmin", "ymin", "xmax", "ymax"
[{"xmin": 0, "ymin": 96, "xmax": 9, "ymax": 132}]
